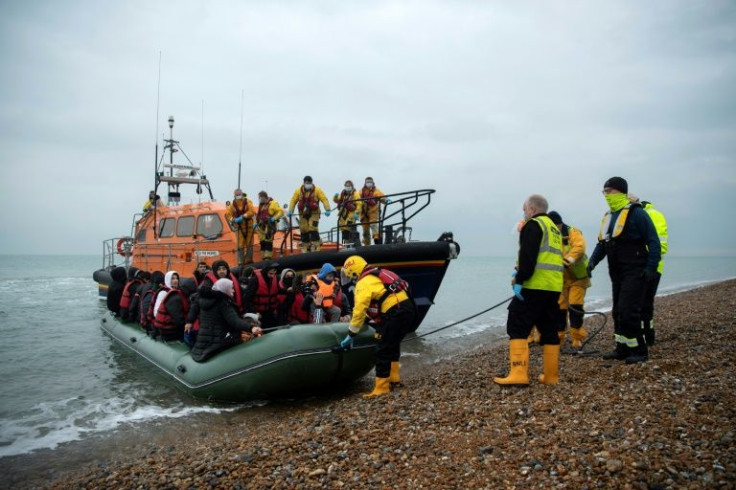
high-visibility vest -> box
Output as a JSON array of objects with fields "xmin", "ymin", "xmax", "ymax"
[
  {"xmin": 522, "ymin": 216, "xmax": 564, "ymax": 292},
  {"xmin": 644, "ymin": 203, "xmax": 668, "ymax": 274}
]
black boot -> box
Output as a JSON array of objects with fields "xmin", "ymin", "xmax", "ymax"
[
  {"xmin": 625, "ymin": 341, "xmax": 648, "ymax": 364},
  {"xmin": 643, "ymin": 320, "xmax": 655, "ymax": 346},
  {"xmin": 602, "ymin": 346, "xmax": 629, "ymax": 360}
]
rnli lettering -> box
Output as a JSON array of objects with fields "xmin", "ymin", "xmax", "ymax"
[{"xmin": 195, "ymin": 251, "xmax": 220, "ymax": 258}]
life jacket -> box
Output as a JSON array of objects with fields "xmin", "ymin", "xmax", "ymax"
[
  {"xmin": 232, "ymin": 198, "xmax": 251, "ymax": 219},
  {"xmin": 120, "ymin": 279, "xmax": 143, "ymax": 310},
  {"xmin": 361, "ymin": 187, "xmax": 378, "ymax": 207},
  {"xmin": 257, "ymin": 199, "xmax": 273, "ymax": 223},
  {"xmin": 562, "ymin": 225, "xmax": 590, "ymax": 280},
  {"xmin": 252, "ymin": 269, "xmax": 280, "ymax": 313},
  {"xmin": 288, "ymin": 292, "xmax": 312, "ymax": 323},
  {"xmin": 336, "ymin": 191, "xmax": 357, "ymax": 212},
  {"xmin": 153, "ymin": 288, "xmax": 190, "ymax": 332},
  {"xmin": 597, "ymin": 203, "xmax": 648, "ymax": 266},
  {"xmin": 598, "ymin": 203, "xmax": 639, "ymax": 242},
  {"xmin": 139, "ymin": 287, "xmax": 159, "ymax": 328},
  {"xmin": 358, "ymin": 267, "xmax": 410, "ymax": 321},
  {"xmin": 206, "ymin": 271, "xmax": 244, "ymax": 314},
  {"xmin": 307, "ymin": 274, "xmax": 337, "ymax": 308},
  {"xmin": 297, "ymin": 186, "xmax": 319, "ymax": 213}
]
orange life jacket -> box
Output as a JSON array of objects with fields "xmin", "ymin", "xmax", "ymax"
[
  {"xmin": 297, "ymin": 187, "xmax": 319, "ymax": 212},
  {"xmin": 307, "ymin": 274, "xmax": 337, "ymax": 308},
  {"xmin": 120, "ymin": 278, "xmax": 143, "ymax": 310},
  {"xmin": 252, "ymin": 269, "xmax": 280, "ymax": 313},
  {"xmin": 358, "ymin": 267, "xmax": 410, "ymax": 321},
  {"xmin": 206, "ymin": 271, "xmax": 244, "ymax": 314},
  {"xmin": 153, "ymin": 288, "xmax": 190, "ymax": 332}
]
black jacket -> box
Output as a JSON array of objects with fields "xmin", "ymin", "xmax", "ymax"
[
  {"xmin": 190, "ymin": 292, "xmax": 255, "ymax": 363},
  {"xmin": 589, "ymin": 205, "xmax": 661, "ymax": 271},
  {"xmin": 106, "ymin": 267, "xmax": 128, "ymax": 316}
]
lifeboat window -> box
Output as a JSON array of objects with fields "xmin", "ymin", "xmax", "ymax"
[
  {"xmin": 177, "ymin": 215, "xmax": 195, "ymax": 237},
  {"xmin": 196, "ymin": 214, "xmax": 223, "ymax": 238},
  {"xmin": 137, "ymin": 227, "xmax": 147, "ymax": 243},
  {"xmin": 158, "ymin": 218, "xmax": 175, "ymax": 238}
]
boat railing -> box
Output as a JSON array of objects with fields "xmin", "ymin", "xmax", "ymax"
[{"xmin": 322, "ymin": 188, "xmax": 435, "ymax": 250}]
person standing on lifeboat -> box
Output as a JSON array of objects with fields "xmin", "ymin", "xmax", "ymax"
[
  {"xmin": 152, "ymin": 271, "xmax": 190, "ymax": 341},
  {"xmin": 287, "ymin": 176, "xmax": 331, "ymax": 253},
  {"xmin": 359, "ymin": 177, "xmax": 390, "ymax": 246},
  {"xmin": 226, "ymin": 188, "xmax": 257, "ymax": 265},
  {"xmin": 255, "ymin": 190, "xmax": 284, "ymax": 260},
  {"xmin": 333, "ymin": 180, "xmax": 362, "ymax": 246}
]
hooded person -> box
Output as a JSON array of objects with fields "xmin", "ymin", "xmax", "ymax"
[
  {"xmin": 305, "ymin": 263, "xmax": 343, "ymax": 323},
  {"xmin": 152, "ymin": 271, "xmax": 189, "ymax": 341},
  {"xmin": 119, "ymin": 267, "xmax": 145, "ymax": 322},
  {"xmin": 276, "ymin": 268, "xmax": 298, "ymax": 325},
  {"xmin": 190, "ymin": 278, "xmax": 263, "ymax": 362},
  {"xmin": 198, "ymin": 260, "xmax": 244, "ymax": 314},
  {"xmin": 128, "ymin": 270, "xmax": 151, "ymax": 324},
  {"xmin": 138, "ymin": 271, "xmax": 164, "ymax": 331},
  {"xmin": 106, "ymin": 266, "xmax": 128, "ymax": 316},
  {"xmin": 243, "ymin": 261, "xmax": 281, "ymax": 328}
]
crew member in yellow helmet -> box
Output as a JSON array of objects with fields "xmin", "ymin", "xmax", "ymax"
[
  {"xmin": 494, "ymin": 194, "xmax": 564, "ymax": 387},
  {"xmin": 340, "ymin": 255, "xmax": 417, "ymax": 397}
]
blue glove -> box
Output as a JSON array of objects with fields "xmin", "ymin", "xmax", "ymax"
[
  {"xmin": 333, "ymin": 193, "xmax": 339, "ymax": 200},
  {"xmin": 252, "ymin": 222, "xmax": 259, "ymax": 230},
  {"xmin": 512, "ymin": 283, "xmax": 524, "ymax": 301},
  {"xmin": 269, "ymin": 217, "xmax": 275, "ymax": 224},
  {"xmin": 325, "ymin": 209, "xmax": 331, "ymax": 217},
  {"xmin": 340, "ymin": 334, "xmax": 354, "ymax": 350},
  {"xmin": 287, "ymin": 211, "xmax": 293, "ymax": 218},
  {"xmin": 385, "ymin": 198, "xmax": 392, "ymax": 205},
  {"xmin": 353, "ymin": 213, "xmax": 359, "ymax": 221},
  {"xmin": 511, "ymin": 270, "xmax": 517, "ymax": 278},
  {"xmin": 233, "ymin": 216, "xmax": 243, "ymax": 224}
]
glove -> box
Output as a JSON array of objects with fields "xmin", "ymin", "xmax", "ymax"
[
  {"xmin": 353, "ymin": 213, "xmax": 359, "ymax": 221},
  {"xmin": 252, "ymin": 222, "xmax": 259, "ymax": 230},
  {"xmin": 642, "ymin": 269, "xmax": 658, "ymax": 283},
  {"xmin": 511, "ymin": 270, "xmax": 517, "ymax": 278},
  {"xmin": 340, "ymin": 334, "xmax": 354, "ymax": 350},
  {"xmin": 333, "ymin": 193, "xmax": 339, "ymax": 200},
  {"xmin": 269, "ymin": 217, "xmax": 275, "ymax": 224},
  {"xmin": 512, "ymin": 283, "xmax": 524, "ymax": 301},
  {"xmin": 385, "ymin": 198, "xmax": 392, "ymax": 205},
  {"xmin": 287, "ymin": 211, "xmax": 293, "ymax": 218},
  {"xmin": 325, "ymin": 209, "xmax": 331, "ymax": 217},
  {"xmin": 586, "ymin": 265, "xmax": 593, "ymax": 278},
  {"xmin": 233, "ymin": 216, "xmax": 243, "ymax": 224}
]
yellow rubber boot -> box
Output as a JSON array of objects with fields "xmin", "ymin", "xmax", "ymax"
[
  {"xmin": 532, "ymin": 327, "xmax": 541, "ymax": 344},
  {"xmin": 538, "ymin": 344, "xmax": 560, "ymax": 384},
  {"xmin": 570, "ymin": 327, "xmax": 587, "ymax": 348},
  {"xmin": 363, "ymin": 377, "xmax": 391, "ymax": 398},
  {"xmin": 558, "ymin": 330, "xmax": 566, "ymax": 345},
  {"xmin": 493, "ymin": 339, "xmax": 529, "ymax": 386},
  {"xmin": 389, "ymin": 362, "xmax": 401, "ymax": 386}
]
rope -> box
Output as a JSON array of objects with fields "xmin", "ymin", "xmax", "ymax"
[{"xmin": 567, "ymin": 305, "xmax": 608, "ymax": 355}]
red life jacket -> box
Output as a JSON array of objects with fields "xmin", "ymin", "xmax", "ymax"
[
  {"xmin": 257, "ymin": 199, "xmax": 273, "ymax": 223},
  {"xmin": 153, "ymin": 288, "xmax": 190, "ymax": 332},
  {"xmin": 232, "ymin": 198, "xmax": 250, "ymax": 218},
  {"xmin": 358, "ymin": 267, "xmax": 410, "ymax": 321},
  {"xmin": 361, "ymin": 187, "xmax": 378, "ymax": 207},
  {"xmin": 252, "ymin": 269, "xmax": 280, "ymax": 313},
  {"xmin": 139, "ymin": 288, "xmax": 158, "ymax": 327},
  {"xmin": 288, "ymin": 292, "xmax": 312, "ymax": 323},
  {"xmin": 205, "ymin": 271, "xmax": 244, "ymax": 314},
  {"xmin": 297, "ymin": 187, "xmax": 319, "ymax": 212},
  {"xmin": 120, "ymin": 279, "xmax": 143, "ymax": 309},
  {"xmin": 337, "ymin": 191, "xmax": 357, "ymax": 212}
]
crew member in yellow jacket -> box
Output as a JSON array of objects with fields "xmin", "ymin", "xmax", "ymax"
[
  {"xmin": 226, "ymin": 189, "xmax": 256, "ymax": 265},
  {"xmin": 359, "ymin": 177, "xmax": 389, "ymax": 245},
  {"xmin": 629, "ymin": 194, "xmax": 668, "ymax": 346},
  {"xmin": 339, "ymin": 255, "xmax": 417, "ymax": 397},
  {"xmin": 254, "ymin": 190, "xmax": 284, "ymax": 260},
  {"xmin": 548, "ymin": 211, "xmax": 591, "ymax": 349},
  {"xmin": 333, "ymin": 180, "xmax": 363, "ymax": 246},
  {"xmin": 288, "ymin": 176, "xmax": 331, "ymax": 252}
]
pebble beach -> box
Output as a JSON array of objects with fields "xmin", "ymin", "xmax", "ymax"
[{"xmin": 8, "ymin": 279, "xmax": 736, "ymax": 489}]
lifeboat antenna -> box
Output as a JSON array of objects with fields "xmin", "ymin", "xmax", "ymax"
[
  {"xmin": 238, "ymin": 89, "xmax": 244, "ymax": 189},
  {"xmin": 200, "ymin": 99, "xmax": 205, "ymax": 201},
  {"xmin": 153, "ymin": 51, "xmax": 162, "ymax": 239}
]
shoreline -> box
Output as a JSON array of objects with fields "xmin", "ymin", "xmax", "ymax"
[{"xmin": 4, "ymin": 279, "xmax": 736, "ymax": 488}]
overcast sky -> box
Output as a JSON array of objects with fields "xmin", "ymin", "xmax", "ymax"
[{"xmin": 1, "ymin": 0, "xmax": 735, "ymax": 257}]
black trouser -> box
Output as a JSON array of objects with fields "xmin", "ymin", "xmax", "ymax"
[
  {"xmin": 507, "ymin": 289, "xmax": 561, "ymax": 344},
  {"xmin": 373, "ymin": 301, "xmax": 417, "ymax": 378},
  {"xmin": 609, "ymin": 264, "xmax": 647, "ymax": 356},
  {"xmin": 640, "ymin": 272, "xmax": 661, "ymax": 345}
]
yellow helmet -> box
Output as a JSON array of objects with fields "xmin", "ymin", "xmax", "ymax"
[{"xmin": 343, "ymin": 255, "xmax": 367, "ymax": 281}]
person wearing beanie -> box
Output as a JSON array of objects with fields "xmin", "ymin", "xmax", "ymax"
[
  {"xmin": 588, "ymin": 177, "xmax": 661, "ymax": 364},
  {"xmin": 547, "ymin": 211, "xmax": 592, "ymax": 349},
  {"xmin": 197, "ymin": 260, "xmax": 245, "ymax": 315},
  {"xmin": 628, "ymin": 194, "xmax": 669, "ymax": 346},
  {"xmin": 493, "ymin": 194, "xmax": 564, "ymax": 387},
  {"xmin": 305, "ymin": 263, "xmax": 344, "ymax": 323},
  {"xmin": 287, "ymin": 176, "xmax": 332, "ymax": 253}
]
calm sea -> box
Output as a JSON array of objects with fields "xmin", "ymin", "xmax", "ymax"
[{"xmin": 0, "ymin": 254, "xmax": 734, "ymax": 458}]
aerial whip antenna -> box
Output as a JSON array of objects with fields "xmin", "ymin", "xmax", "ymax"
[
  {"xmin": 153, "ymin": 51, "xmax": 162, "ymax": 238},
  {"xmin": 238, "ymin": 89, "xmax": 244, "ymax": 189}
]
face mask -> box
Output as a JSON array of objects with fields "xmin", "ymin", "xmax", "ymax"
[
  {"xmin": 323, "ymin": 277, "xmax": 334, "ymax": 284},
  {"xmin": 234, "ymin": 195, "xmax": 243, "ymax": 200},
  {"xmin": 304, "ymin": 183, "xmax": 313, "ymax": 190},
  {"xmin": 344, "ymin": 186, "xmax": 353, "ymax": 192},
  {"xmin": 605, "ymin": 193, "xmax": 629, "ymax": 212},
  {"xmin": 259, "ymin": 199, "xmax": 267, "ymax": 204},
  {"xmin": 365, "ymin": 182, "xmax": 374, "ymax": 188},
  {"xmin": 283, "ymin": 276, "xmax": 294, "ymax": 287}
]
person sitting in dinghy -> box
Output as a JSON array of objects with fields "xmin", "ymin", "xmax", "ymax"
[
  {"xmin": 152, "ymin": 271, "xmax": 190, "ymax": 341},
  {"xmin": 191, "ymin": 278, "xmax": 264, "ymax": 362}
]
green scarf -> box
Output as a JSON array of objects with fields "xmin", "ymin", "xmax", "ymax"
[{"xmin": 605, "ymin": 193, "xmax": 629, "ymax": 212}]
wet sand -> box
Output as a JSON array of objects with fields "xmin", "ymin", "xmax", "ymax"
[{"xmin": 5, "ymin": 280, "xmax": 736, "ymax": 489}]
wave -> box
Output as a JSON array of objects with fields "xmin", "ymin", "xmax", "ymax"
[{"xmin": 0, "ymin": 394, "xmax": 238, "ymax": 458}]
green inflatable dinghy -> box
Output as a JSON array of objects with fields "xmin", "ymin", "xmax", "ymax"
[{"xmin": 101, "ymin": 315, "xmax": 377, "ymax": 402}]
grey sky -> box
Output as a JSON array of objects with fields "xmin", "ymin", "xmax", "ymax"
[{"xmin": 1, "ymin": 1, "xmax": 735, "ymax": 256}]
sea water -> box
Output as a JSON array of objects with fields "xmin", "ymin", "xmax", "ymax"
[{"xmin": 0, "ymin": 254, "xmax": 734, "ymax": 458}]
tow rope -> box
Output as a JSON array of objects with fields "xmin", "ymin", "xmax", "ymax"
[{"xmin": 566, "ymin": 306, "xmax": 608, "ymax": 356}]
